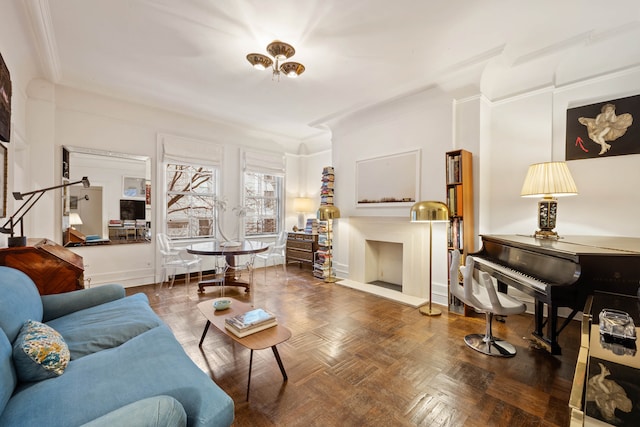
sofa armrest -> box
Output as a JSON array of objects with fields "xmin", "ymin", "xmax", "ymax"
[
  {"xmin": 41, "ymin": 284, "xmax": 126, "ymax": 322},
  {"xmin": 81, "ymin": 396, "xmax": 186, "ymax": 427}
]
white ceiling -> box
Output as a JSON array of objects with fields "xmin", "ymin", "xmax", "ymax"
[{"xmin": 21, "ymin": 0, "xmax": 640, "ymax": 145}]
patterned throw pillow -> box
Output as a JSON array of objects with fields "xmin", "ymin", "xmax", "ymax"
[{"xmin": 12, "ymin": 319, "xmax": 70, "ymax": 382}]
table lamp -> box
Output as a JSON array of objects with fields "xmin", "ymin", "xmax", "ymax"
[
  {"xmin": 293, "ymin": 197, "xmax": 314, "ymax": 230},
  {"xmin": 317, "ymin": 204, "xmax": 340, "ymax": 283},
  {"xmin": 410, "ymin": 200, "xmax": 449, "ymax": 316},
  {"xmin": 68, "ymin": 212, "xmax": 83, "ymax": 228},
  {"xmin": 520, "ymin": 162, "xmax": 577, "ymax": 239}
]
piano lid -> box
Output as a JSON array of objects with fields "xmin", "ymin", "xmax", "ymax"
[{"xmin": 481, "ymin": 235, "xmax": 640, "ymax": 260}]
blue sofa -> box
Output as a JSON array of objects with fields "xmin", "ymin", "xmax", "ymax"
[{"xmin": 0, "ymin": 266, "xmax": 234, "ymax": 426}]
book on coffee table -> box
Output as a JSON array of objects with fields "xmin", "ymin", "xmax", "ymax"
[{"xmin": 224, "ymin": 308, "xmax": 277, "ymax": 338}]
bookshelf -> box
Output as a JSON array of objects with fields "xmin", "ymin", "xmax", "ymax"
[
  {"xmin": 445, "ymin": 149, "xmax": 474, "ymax": 312},
  {"xmin": 313, "ymin": 220, "xmax": 331, "ymax": 279}
]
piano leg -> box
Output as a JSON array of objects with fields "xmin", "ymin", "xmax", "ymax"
[{"xmin": 531, "ymin": 301, "xmax": 562, "ymax": 355}]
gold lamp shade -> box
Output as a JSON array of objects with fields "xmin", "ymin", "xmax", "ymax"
[
  {"xmin": 410, "ymin": 200, "xmax": 449, "ymax": 317},
  {"xmin": 409, "ymin": 201, "xmax": 449, "ymax": 223},
  {"xmin": 317, "ymin": 205, "xmax": 341, "ymax": 220}
]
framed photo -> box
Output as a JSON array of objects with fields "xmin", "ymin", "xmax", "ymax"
[
  {"xmin": 566, "ymin": 94, "xmax": 640, "ymax": 160},
  {"xmin": 356, "ymin": 149, "xmax": 420, "ymax": 207},
  {"xmin": 0, "ymin": 52, "xmax": 10, "ymax": 143},
  {"xmin": 0, "ymin": 144, "xmax": 6, "ymax": 217},
  {"xmin": 122, "ymin": 176, "xmax": 146, "ymax": 199}
]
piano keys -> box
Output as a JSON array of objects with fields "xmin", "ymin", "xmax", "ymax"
[{"xmin": 471, "ymin": 234, "xmax": 640, "ymax": 354}]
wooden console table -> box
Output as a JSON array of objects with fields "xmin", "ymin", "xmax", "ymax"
[
  {"xmin": 0, "ymin": 238, "xmax": 84, "ymax": 294},
  {"xmin": 286, "ymin": 232, "xmax": 318, "ymax": 269}
]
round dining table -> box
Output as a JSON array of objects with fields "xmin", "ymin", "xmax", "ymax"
[{"xmin": 186, "ymin": 240, "xmax": 269, "ymax": 295}]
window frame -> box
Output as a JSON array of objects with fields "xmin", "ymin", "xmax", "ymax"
[
  {"xmin": 241, "ymin": 150, "xmax": 285, "ymax": 238},
  {"xmin": 164, "ymin": 162, "xmax": 219, "ymax": 240}
]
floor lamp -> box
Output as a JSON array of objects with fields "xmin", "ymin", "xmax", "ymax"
[
  {"xmin": 410, "ymin": 200, "xmax": 449, "ymax": 316},
  {"xmin": 317, "ymin": 204, "xmax": 340, "ymax": 283}
]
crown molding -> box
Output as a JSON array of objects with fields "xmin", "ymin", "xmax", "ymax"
[{"xmin": 23, "ymin": 0, "xmax": 61, "ymax": 82}]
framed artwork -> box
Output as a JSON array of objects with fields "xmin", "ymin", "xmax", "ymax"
[
  {"xmin": 0, "ymin": 144, "xmax": 6, "ymax": 217},
  {"xmin": 566, "ymin": 94, "xmax": 640, "ymax": 160},
  {"xmin": 0, "ymin": 52, "xmax": 10, "ymax": 143},
  {"xmin": 122, "ymin": 176, "xmax": 146, "ymax": 199},
  {"xmin": 356, "ymin": 149, "xmax": 420, "ymax": 207}
]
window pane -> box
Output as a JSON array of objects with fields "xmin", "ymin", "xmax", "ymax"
[
  {"xmin": 243, "ymin": 171, "xmax": 282, "ymax": 236},
  {"xmin": 166, "ymin": 163, "xmax": 217, "ymax": 239}
]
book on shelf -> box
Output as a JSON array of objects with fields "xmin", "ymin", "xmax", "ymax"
[
  {"xmin": 304, "ymin": 218, "xmax": 319, "ymax": 234},
  {"xmin": 224, "ymin": 308, "xmax": 277, "ymax": 337}
]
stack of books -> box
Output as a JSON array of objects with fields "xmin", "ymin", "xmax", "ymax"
[
  {"xmin": 304, "ymin": 218, "xmax": 319, "ymax": 234},
  {"xmin": 320, "ymin": 166, "xmax": 335, "ymax": 206},
  {"xmin": 224, "ymin": 308, "xmax": 277, "ymax": 338}
]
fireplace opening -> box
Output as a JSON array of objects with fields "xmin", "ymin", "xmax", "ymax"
[{"xmin": 364, "ymin": 240, "xmax": 403, "ymax": 292}]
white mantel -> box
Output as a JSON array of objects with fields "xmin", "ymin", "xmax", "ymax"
[{"xmin": 341, "ymin": 216, "xmax": 449, "ymax": 307}]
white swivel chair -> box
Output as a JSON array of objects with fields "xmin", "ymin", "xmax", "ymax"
[
  {"xmin": 157, "ymin": 233, "xmax": 202, "ymax": 293},
  {"xmin": 449, "ymin": 249, "xmax": 526, "ymax": 357},
  {"xmin": 255, "ymin": 231, "xmax": 287, "ymax": 282}
]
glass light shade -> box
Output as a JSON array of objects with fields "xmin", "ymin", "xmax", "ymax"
[
  {"xmin": 520, "ymin": 162, "xmax": 578, "ymax": 198},
  {"xmin": 69, "ymin": 212, "xmax": 83, "ymax": 226},
  {"xmin": 317, "ymin": 205, "xmax": 340, "ymax": 220},
  {"xmin": 293, "ymin": 197, "xmax": 314, "ymax": 213},
  {"xmin": 409, "ymin": 201, "xmax": 449, "ymax": 223}
]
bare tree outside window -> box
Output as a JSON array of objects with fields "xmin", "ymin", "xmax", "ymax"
[
  {"xmin": 166, "ymin": 163, "xmax": 217, "ymax": 239},
  {"xmin": 243, "ymin": 171, "xmax": 282, "ymax": 236}
]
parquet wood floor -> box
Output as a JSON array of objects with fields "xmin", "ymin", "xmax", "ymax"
[{"xmin": 127, "ymin": 265, "xmax": 579, "ymax": 427}]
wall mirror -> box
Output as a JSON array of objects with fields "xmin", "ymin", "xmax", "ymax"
[{"xmin": 62, "ymin": 146, "xmax": 151, "ymax": 246}]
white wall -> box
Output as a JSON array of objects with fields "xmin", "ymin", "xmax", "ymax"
[
  {"xmin": 327, "ymin": 86, "xmax": 455, "ymax": 296},
  {"xmin": 23, "ymin": 83, "xmax": 317, "ymax": 287}
]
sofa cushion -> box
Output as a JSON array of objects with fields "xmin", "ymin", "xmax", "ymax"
[
  {"xmin": 1, "ymin": 325, "xmax": 234, "ymax": 427},
  {"xmin": 0, "ymin": 329, "xmax": 17, "ymax": 417},
  {"xmin": 12, "ymin": 320, "xmax": 70, "ymax": 382},
  {"xmin": 0, "ymin": 267, "xmax": 43, "ymax": 343},
  {"xmin": 47, "ymin": 293, "xmax": 162, "ymax": 359}
]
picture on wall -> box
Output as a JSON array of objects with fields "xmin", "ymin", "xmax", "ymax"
[
  {"xmin": 566, "ymin": 94, "xmax": 640, "ymax": 160},
  {"xmin": 122, "ymin": 176, "xmax": 146, "ymax": 199},
  {"xmin": 356, "ymin": 149, "xmax": 420, "ymax": 207},
  {"xmin": 0, "ymin": 52, "xmax": 11, "ymax": 143}
]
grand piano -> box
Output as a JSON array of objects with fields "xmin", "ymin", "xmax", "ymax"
[{"xmin": 471, "ymin": 235, "xmax": 640, "ymax": 354}]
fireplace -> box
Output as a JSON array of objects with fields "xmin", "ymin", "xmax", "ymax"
[
  {"xmin": 364, "ymin": 240, "xmax": 403, "ymax": 292},
  {"xmin": 340, "ymin": 216, "xmax": 449, "ymax": 307}
]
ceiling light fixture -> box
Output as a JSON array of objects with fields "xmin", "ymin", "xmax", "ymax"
[{"xmin": 246, "ymin": 40, "xmax": 305, "ymax": 80}]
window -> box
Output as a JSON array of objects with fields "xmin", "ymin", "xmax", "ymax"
[
  {"xmin": 242, "ymin": 150, "xmax": 285, "ymax": 237},
  {"xmin": 165, "ymin": 163, "xmax": 218, "ymax": 239},
  {"xmin": 243, "ymin": 171, "xmax": 283, "ymax": 236}
]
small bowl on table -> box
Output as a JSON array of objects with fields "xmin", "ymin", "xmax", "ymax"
[{"xmin": 213, "ymin": 299, "xmax": 232, "ymax": 311}]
